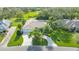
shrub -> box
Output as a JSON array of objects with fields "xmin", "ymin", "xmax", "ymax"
[{"xmin": 32, "ymin": 38, "xmax": 48, "ymax": 46}]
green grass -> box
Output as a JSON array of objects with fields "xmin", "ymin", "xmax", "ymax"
[
  {"xmin": 0, "ymin": 33, "xmax": 5, "ymax": 42},
  {"xmin": 32, "ymin": 38, "xmax": 48, "ymax": 46},
  {"xmin": 23, "ymin": 11, "xmax": 39, "ymax": 20},
  {"xmin": 10, "ymin": 11, "xmax": 39, "ymax": 26},
  {"xmin": 50, "ymin": 29, "xmax": 79, "ymax": 48},
  {"xmin": 7, "ymin": 11, "xmax": 39, "ymax": 46},
  {"xmin": 7, "ymin": 29, "xmax": 23, "ymax": 46},
  {"xmin": 10, "ymin": 18, "xmax": 23, "ymax": 26}
]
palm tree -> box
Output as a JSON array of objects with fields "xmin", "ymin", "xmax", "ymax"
[{"xmin": 29, "ymin": 28, "xmax": 43, "ymax": 39}]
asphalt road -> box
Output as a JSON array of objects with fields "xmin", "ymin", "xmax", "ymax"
[{"xmin": 0, "ymin": 46, "xmax": 78, "ymax": 51}]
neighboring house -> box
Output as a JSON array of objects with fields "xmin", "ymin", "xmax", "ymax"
[
  {"xmin": 22, "ymin": 19, "xmax": 47, "ymax": 34},
  {"xmin": 57, "ymin": 19, "xmax": 79, "ymax": 32},
  {"xmin": 22, "ymin": 19, "xmax": 79, "ymax": 33},
  {"xmin": 0, "ymin": 19, "xmax": 11, "ymax": 32}
]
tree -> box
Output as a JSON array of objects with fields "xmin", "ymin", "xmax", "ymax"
[
  {"xmin": 17, "ymin": 23, "xmax": 22, "ymax": 31},
  {"xmin": 36, "ymin": 9, "xmax": 49, "ymax": 20},
  {"xmin": 29, "ymin": 28, "xmax": 43, "ymax": 40},
  {"xmin": 28, "ymin": 28, "xmax": 48, "ymax": 45}
]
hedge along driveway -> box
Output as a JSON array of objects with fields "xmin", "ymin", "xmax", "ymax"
[{"xmin": 7, "ymin": 28, "xmax": 23, "ymax": 47}]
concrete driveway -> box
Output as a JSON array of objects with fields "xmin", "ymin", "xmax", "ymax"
[
  {"xmin": 22, "ymin": 34, "xmax": 57, "ymax": 47},
  {"xmin": 22, "ymin": 34, "xmax": 32, "ymax": 46},
  {"xmin": 0, "ymin": 27, "xmax": 16, "ymax": 47},
  {"xmin": 22, "ymin": 18, "xmax": 57, "ymax": 47},
  {"xmin": 43, "ymin": 36, "xmax": 57, "ymax": 47}
]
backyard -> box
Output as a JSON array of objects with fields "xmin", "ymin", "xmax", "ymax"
[{"xmin": 10, "ymin": 11, "xmax": 39, "ymax": 26}]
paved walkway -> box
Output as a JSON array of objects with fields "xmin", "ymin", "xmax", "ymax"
[
  {"xmin": 22, "ymin": 35, "xmax": 57, "ymax": 47},
  {"xmin": 22, "ymin": 19, "xmax": 33, "ymax": 46},
  {"xmin": 22, "ymin": 34, "xmax": 32, "ymax": 46},
  {"xmin": 0, "ymin": 27, "xmax": 16, "ymax": 47},
  {"xmin": 43, "ymin": 35, "xmax": 58, "ymax": 47}
]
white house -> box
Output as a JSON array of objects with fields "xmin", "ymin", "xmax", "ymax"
[{"xmin": 0, "ymin": 19, "xmax": 11, "ymax": 32}]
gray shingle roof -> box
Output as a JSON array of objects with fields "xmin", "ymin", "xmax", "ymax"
[
  {"xmin": 0, "ymin": 19, "xmax": 11, "ymax": 32},
  {"xmin": 59, "ymin": 19, "xmax": 79, "ymax": 29},
  {"xmin": 23, "ymin": 20, "xmax": 47, "ymax": 30}
]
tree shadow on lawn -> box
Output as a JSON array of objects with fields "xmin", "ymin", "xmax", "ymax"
[{"xmin": 14, "ymin": 30, "xmax": 22, "ymax": 41}]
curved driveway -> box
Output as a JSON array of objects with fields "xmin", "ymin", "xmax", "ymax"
[{"xmin": 43, "ymin": 35, "xmax": 57, "ymax": 47}]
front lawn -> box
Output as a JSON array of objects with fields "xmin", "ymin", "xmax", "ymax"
[
  {"xmin": 7, "ymin": 29, "xmax": 23, "ymax": 46},
  {"xmin": 49, "ymin": 29, "xmax": 79, "ymax": 48}
]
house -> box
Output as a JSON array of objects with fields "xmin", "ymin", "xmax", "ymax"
[
  {"xmin": 0, "ymin": 19, "xmax": 11, "ymax": 32},
  {"xmin": 57, "ymin": 19, "xmax": 79, "ymax": 32},
  {"xmin": 22, "ymin": 19, "xmax": 47, "ymax": 34}
]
